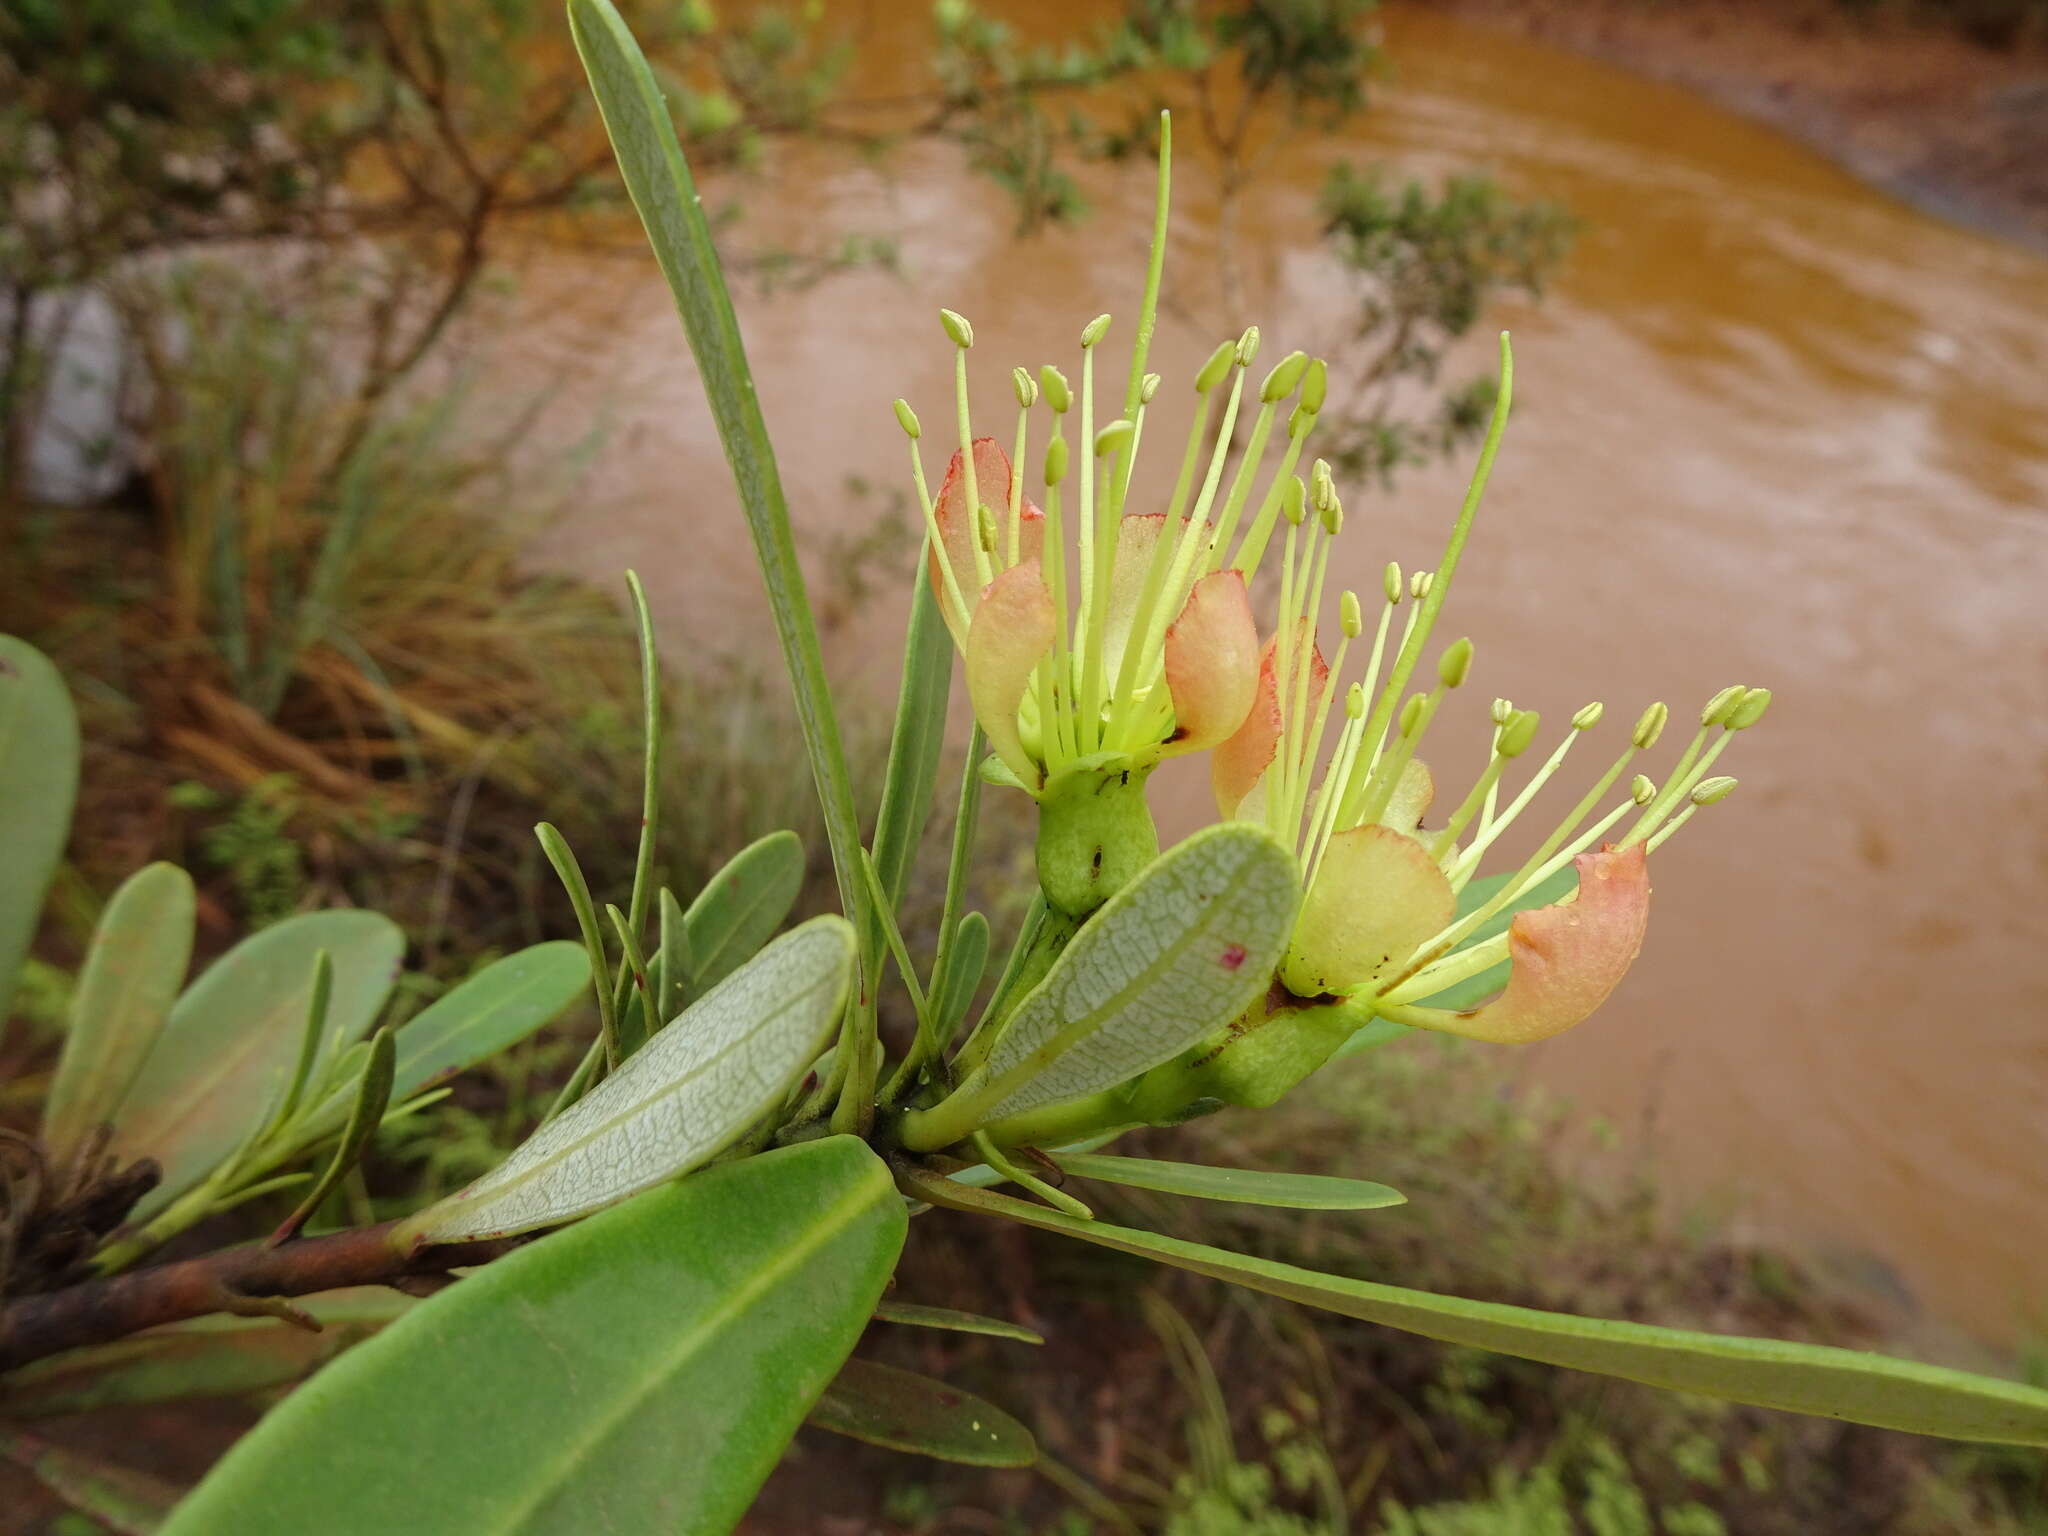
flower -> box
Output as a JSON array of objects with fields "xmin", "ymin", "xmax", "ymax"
[
  {"xmin": 895, "ymin": 305, "xmax": 1335, "ymax": 915},
  {"xmin": 1208, "ymin": 455, "xmax": 1771, "ymax": 1045}
]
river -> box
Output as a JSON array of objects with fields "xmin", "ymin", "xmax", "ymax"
[{"xmin": 508, "ymin": 5, "xmax": 2048, "ymax": 1345}]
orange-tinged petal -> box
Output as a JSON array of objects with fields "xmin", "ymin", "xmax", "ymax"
[
  {"xmin": 930, "ymin": 437, "xmax": 1043, "ymax": 646},
  {"xmin": 1281, "ymin": 824, "xmax": 1456, "ymax": 997},
  {"xmin": 1210, "ymin": 627, "xmax": 1327, "ymax": 815},
  {"xmin": 966, "ymin": 560, "xmax": 1055, "ymax": 791},
  {"xmin": 1159, "ymin": 570, "xmax": 1259, "ymax": 756},
  {"xmin": 1412, "ymin": 843, "xmax": 1651, "ymax": 1044}
]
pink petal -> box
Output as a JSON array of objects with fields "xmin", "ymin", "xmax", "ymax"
[
  {"xmin": 1159, "ymin": 571, "xmax": 1260, "ymax": 756},
  {"xmin": 929, "ymin": 438, "xmax": 1043, "ymax": 645},
  {"xmin": 966, "ymin": 560, "xmax": 1056, "ymax": 791},
  {"xmin": 1280, "ymin": 824, "xmax": 1456, "ymax": 997},
  {"xmin": 1419, "ymin": 843, "xmax": 1651, "ymax": 1044},
  {"xmin": 1211, "ymin": 627, "xmax": 1328, "ymax": 816}
]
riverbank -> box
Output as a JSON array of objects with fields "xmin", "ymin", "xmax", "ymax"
[{"xmin": 1418, "ymin": 0, "xmax": 2048, "ymax": 253}]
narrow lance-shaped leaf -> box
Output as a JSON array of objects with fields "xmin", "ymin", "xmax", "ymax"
[
  {"xmin": 0, "ymin": 1290, "xmax": 410, "ymax": 1419},
  {"xmin": 569, "ymin": 0, "xmax": 870, "ymax": 937},
  {"xmin": 403, "ymin": 915, "xmax": 855, "ymax": 1243},
  {"xmin": 934, "ymin": 910, "xmax": 990, "ymax": 1034},
  {"xmin": 872, "ymin": 1300, "xmax": 1044, "ymax": 1345},
  {"xmin": 164, "ymin": 1139, "xmax": 906, "ymax": 1536},
  {"xmin": 898, "ymin": 1168, "xmax": 2048, "ymax": 1448},
  {"xmin": 683, "ymin": 828, "xmax": 805, "ymax": 995},
  {"xmin": 1054, "ymin": 1152, "xmax": 1404, "ymax": 1212},
  {"xmin": 808, "ymin": 1359, "xmax": 1038, "ymax": 1468},
  {"xmin": 271, "ymin": 1026, "xmax": 395, "ymax": 1245},
  {"xmin": 900, "ymin": 824, "xmax": 1300, "ymax": 1150},
  {"xmin": 43, "ymin": 863, "xmax": 194, "ymax": 1172},
  {"xmin": 112, "ymin": 910, "xmax": 405, "ymax": 1219},
  {"xmin": 0, "ymin": 635, "xmax": 79, "ymax": 1020}
]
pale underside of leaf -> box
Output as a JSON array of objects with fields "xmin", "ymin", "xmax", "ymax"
[
  {"xmin": 411, "ymin": 916, "xmax": 854, "ymax": 1241},
  {"xmin": 971, "ymin": 824, "xmax": 1300, "ymax": 1122}
]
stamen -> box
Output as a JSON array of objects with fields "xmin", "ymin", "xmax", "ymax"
[
  {"xmin": 941, "ymin": 310, "xmax": 989, "ymax": 589},
  {"xmin": 1074, "ymin": 315, "xmax": 1108, "ymax": 750},
  {"xmin": 899, "ymin": 398, "xmax": 971, "ymax": 636},
  {"xmin": 1008, "ymin": 368, "xmax": 1036, "ymax": 568},
  {"xmin": 1428, "ymin": 706, "xmax": 1540, "ymax": 863},
  {"xmin": 1231, "ymin": 361, "xmax": 1325, "ymax": 577},
  {"xmin": 1647, "ymin": 775, "xmax": 1738, "ymax": 854},
  {"xmin": 1039, "ymin": 431, "xmax": 1077, "ymax": 768}
]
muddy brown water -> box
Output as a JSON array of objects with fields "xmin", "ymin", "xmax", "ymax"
[{"xmin": 506, "ymin": 6, "xmax": 2048, "ymax": 1344}]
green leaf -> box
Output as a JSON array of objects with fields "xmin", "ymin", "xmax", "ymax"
[
  {"xmin": 163, "ymin": 1138, "xmax": 906, "ymax": 1536},
  {"xmin": 1330, "ymin": 864, "xmax": 1576, "ymax": 1062},
  {"xmin": 683, "ymin": 828, "xmax": 805, "ymax": 995},
  {"xmin": 934, "ymin": 910, "xmax": 990, "ymax": 1032},
  {"xmin": 271, "ymin": 1027, "xmax": 394, "ymax": 1244},
  {"xmin": 404, "ymin": 915, "xmax": 854, "ymax": 1242},
  {"xmin": 902, "ymin": 825, "xmax": 1300, "ymax": 1149},
  {"xmin": 809, "ymin": 1359, "xmax": 1037, "ymax": 1467},
  {"xmin": 1054, "ymin": 1152, "xmax": 1404, "ymax": 1211},
  {"xmin": 0, "ymin": 635, "xmax": 80, "ymax": 1021},
  {"xmin": 872, "ymin": 1301, "xmax": 1044, "ymax": 1345},
  {"xmin": 43, "ymin": 863, "xmax": 195, "ymax": 1171},
  {"xmin": 569, "ymin": 0, "xmax": 869, "ymax": 937},
  {"xmin": 112, "ymin": 910, "xmax": 405, "ymax": 1218},
  {"xmin": 387, "ymin": 942, "xmax": 589, "ymax": 1104},
  {"xmin": 0, "ymin": 1290, "xmax": 410, "ymax": 1418},
  {"xmin": 868, "ymin": 573, "xmax": 952, "ymax": 931},
  {"xmin": 1, "ymin": 1426, "xmax": 175, "ymax": 1535},
  {"xmin": 899, "ymin": 1168, "xmax": 2048, "ymax": 1448}
]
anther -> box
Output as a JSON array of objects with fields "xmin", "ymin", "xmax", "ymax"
[
  {"xmin": 1631, "ymin": 702, "xmax": 1668, "ymax": 750},
  {"xmin": 1631, "ymin": 774, "xmax": 1657, "ymax": 805},
  {"xmin": 1140, "ymin": 371, "xmax": 1162, "ymax": 404},
  {"xmin": 1283, "ymin": 475, "xmax": 1308, "ymax": 526},
  {"xmin": 893, "ymin": 399, "xmax": 921, "ymax": 439},
  {"xmin": 1438, "ymin": 638, "xmax": 1474, "ymax": 688},
  {"xmin": 1094, "ymin": 419, "xmax": 1135, "ymax": 458},
  {"xmin": 1234, "ymin": 325, "xmax": 1261, "ymax": 366},
  {"xmin": 1194, "ymin": 340, "xmax": 1237, "ymax": 394},
  {"xmin": 1572, "ymin": 702, "xmax": 1604, "ymax": 731},
  {"xmin": 940, "ymin": 309, "xmax": 974, "ymax": 349},
  {"xmin": 1727, "ymin": 686, "xmax": 1772, "ymax": 730},
  {"xmin": 1499, "ymin": 709, "xmax": 1542, "ymax": 757},
  {"xmin": 1691, "ymin": 775, "xmax": 1739, "ymax": 805},
  {"xmin": 1044, "ymin": 435, "xmax": 1070, "ymax": 486},
  {"xmin": 1383, "ymin": 562, "xmax": 1403, "ymax": 604},
  {"xmin": 1301, "ymin": 358, "xmax": 1328, "ymax": 414},
  {"xmin": 1080, "ymin": 313, "xmax": 1113, "ymax": 349},
  {"xmin": 1491, "ymin": 697, "xmax": 1515, "ymax": 725},
  {"xmin": 1040, "ymin": 365, "xmax": 1072, "ymax": 413},
  {"xmin": 1261, "ymin": 349, "xmax": 1309, "ymax": 403},
  {"xmin": 1700, "ymin": 684, "xmax": 1745, "ymax": 727},
  {"xmin": 1012, "ymin": 368, "xmax": 1038, "ymax": 409},
  {"xmin": 1340, "ymin": 590, "xmax": 1362, "ymax": 638},
  {"xmin": 1410, "ymin": 570, "xmax": 1435, "ymax": 600}
]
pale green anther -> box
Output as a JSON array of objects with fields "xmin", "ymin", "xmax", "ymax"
[
  {"xmin": 1410, "ymin": 570, "xmax": 1435, "ymax": 600},
  {"xmin": 1490, "ymin": 697, "xmax": 1514, "ymax": 724},
  {"xmin": 940, "ymin": 308, "xmax": 974, "ymax": 349},
  {"xmin": 1438, "ymin": 637, "xmax": 1474, "ymax": 688},
  {"xmin": 893, "ymin": 399, "xmax": 921, "ymax": 439},
  {"xmin": 1287, "ymin": 402, "xmax": 1316, "ymax": 439},
  {"xmin": 1383, "ymin": 562, "xmax": 1403, "ymax": 603},
  {"xmin": 1283, "ymin": 475, "xmax": 1308, "ymax": 526},
  {"xmin": 1260, "ymin": 349, "xmax": 1309, "ymax": 403},
  {"xmin": 1701, "ymin": 684, "xmax": 1745, "ymax": 727},
  {"xmin": 1399, "ymin": 692, "xmax": 1427, "ymax": 736},
  {"xmin": 1094, "ymin": 418, "xmax": 1135, "ymax": 458},
  {"xmin": 1310, "ymin": 457, "xmax": 1334, "ymax": 505},
  {"xmin": 1340, "ymin": 590, "xmax": 1362, "ymax": 638},
  {"xmin": 1499, "ymin": 709, "xmax": 1542, "ymax": 757},
  {"xmin": 1632, "ymin": 702, "xmax": 1669, "ymax": 749},
  {"xmin": 1044, "ymin": 435, "xmax": 1070, "ymax": 486},
  {"xmin": 1319, "ymin": 495, "xmax": 1343, "ymax": 536},
  {"xmin": 1631, "ymin": 773, "xmax": 1657, "ymax": 804},
  {"xmin": 1346, "ymin": 682, "xmax": 1366, "ymax": 718},
  {"xmin": 976, "ymin": 502, "xmax": 999, "ymax": 552},
  {"xmin": 1728, "ymin": 686, "xmax": 1773, "ymax": 729},
  {"xmin": 1195, "ymin": 340, "xmax": 1237, "ymax": 394},
  {"xmin": 1301, "ymin": 357, "xmax": 1328, "ymax": 414},
  {"xmin": 1572, "ymin": 702, "xmax": 1605, "ymax": 730},
  {"xmin": 1140, "ymin": 371, "xmax": 1162, "ymax": 404},
  {"xmin": 1040, "ymin": 365, "xmax": 1072, "ymax": 413},
  {"xmin": 1012, "ymin": 368, "xmax": 1038, "ymax": 408},
  {"xmin": 1234, "ymin": 325, "xmax": 1261, "ymax": 366},
  {"xmin": 1080, "ymin": 313, "xmax": 1113, "ymax": 349},
  {"xmin": 1692, "ymin": 775, "xmax": 1739, "ymax": 804}
]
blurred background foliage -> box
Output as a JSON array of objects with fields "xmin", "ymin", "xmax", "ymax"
[{"xmin": 1, "ymin": 0, "xmax": 2043, "ymax": 1530}]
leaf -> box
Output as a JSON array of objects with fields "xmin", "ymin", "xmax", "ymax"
[
  {"xmin": 903, "ymin": 824, "xmax": 1299, "ymax": 1148},
  {"xmin": 404, "ymin": 915, "xmax": 854, "ymax": 1242},
  {"xmin": 1054, "ymin": 1152, "xmax": 1404, "ymax": 1211},
  {"xmin": 0, "ymin": 635, "xmax": 80, "ymax": 1021},
  {"xmin": 899, "ymin": 1168, "xmax": 2048, "ymax": 1448},
  {"xmin": 683, "ymin": 828, "xmax": 805, "ymax": 995},
  {"xmin": 808, "ymin": 1360, "xmax": 1038, "ymax": 1467},
  {"xmin": 0, "ymin": 1426, "xmax": 176, "ymax": 1536},
  {"xmin": 933, "ymin": 910, "xmax": 990, "ymax": 1032},
  {"xmin": 386, "ymin": 942, "xmax": 589, "ymax": 1104},
  {"xmin": 112, "ymin": 910, "xmax": 405, "ymax": 1218},
  {"xmin": 43, "ymin": 863, "xmax": 195, "ymax": 1172},
  {"xmin": 868, "ymin": 573, "xmax": 952, "ymax": 936},
  {"xmin": 872, "ymin": 1301, "xmax": 1044, "ymax": 1345},
  {"xmin": 569, "ymin": 0, "xmax": 870, "ymax": 935},
  {"xmin": 271, "ymin": 1027, "xmax": 394, "ymax": 1245},
  {"xmin": 163, "ymin": 1139, "xmax": 905, "ymax": 1536},
  {"xmin": 0, "ymin": 1290, "xmax": 410, "ymax": 1418}
]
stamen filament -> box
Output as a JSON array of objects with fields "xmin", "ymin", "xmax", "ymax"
[{"xmin": 954, "ymin": 345, "xmax": 990, "ymax": 589}]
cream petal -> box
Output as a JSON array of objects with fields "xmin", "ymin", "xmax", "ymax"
[
  {"xmin": 1280, "ymin": 823, "xmax": 1456, "ymax": 998},
  {"xmin": 966, "ymin": 560, "xmax": 1056, "ymax": 791}
]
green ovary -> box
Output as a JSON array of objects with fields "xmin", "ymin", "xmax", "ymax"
[{"xmin": 1034, "ymin": 760, "xmax": 1160, "ymax": 919}]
